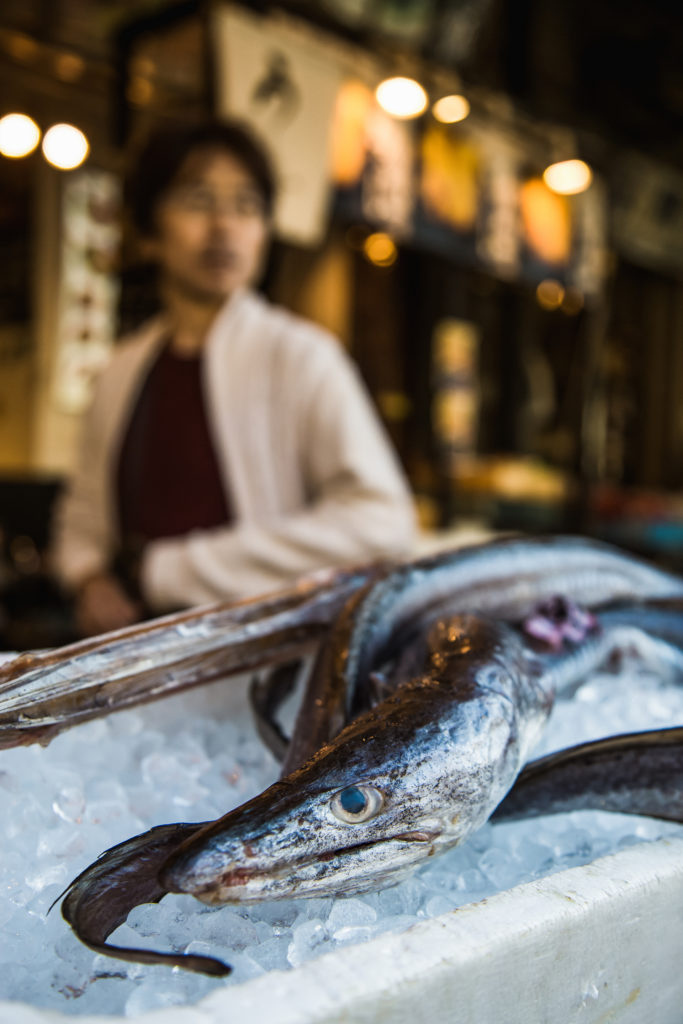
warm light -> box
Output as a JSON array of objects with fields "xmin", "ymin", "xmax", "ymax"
[
  {"xmin": 5, "ymin": 33, "xmax": 38, "ymax": 62},
  {"xmin": 432, "ymin": 94, "xmax": 470, "ymax": 124},
  {"xmin": 54, "ymin": 52, "xmax": 85, "ymax": 82},
  {"xmin": 363, "ymin": 232, "xmax": 398, "ymax": 266},
  {"xmin": 543, "ymin": 159, "xmax": 592, "ymax": 195},
  {"xmin": 375, "ymin": 77, "xmax": 427, "ymax": 119},
  {"xmin": 42, "ymin": 123, "xmax": 89, "ymax": 170},
  {"xmin": 0, "ymin": 113, "xmax": 40, "ymax": 158},
  {"xmin": 536, "ymin": 279, "xmax": 565, "ymax": 310}
]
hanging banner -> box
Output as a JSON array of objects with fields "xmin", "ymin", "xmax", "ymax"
[
  {"xmin": 333, "ymin": 97, "xmax": 606, "ymax": 295},
  {"xmin": 212, "ymin": 5, "xmax": 343, "ymax": 247},
  {"xmin": 361, "ymin": 106, "xmax": 416, "ymax": 237},
  {"xmin": 52, "ymin": 169, "xmax": 120, "ymax": 415},
  {"xmin": 420, "ymin": 125, "xmax": 480, "ymax": 233}
]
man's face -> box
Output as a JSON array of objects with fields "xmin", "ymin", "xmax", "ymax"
[{"xmin": 145, "ymin": 147, "xmax": 270, "ymax": 304}]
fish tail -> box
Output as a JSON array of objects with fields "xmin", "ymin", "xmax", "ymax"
[
  {"xmin": 60, "ymin": 820, "xmax": 231, "ymax": 976},
  {"xmin": 493, "ymin": 727, "xmax": 683, "ymax": 823}
]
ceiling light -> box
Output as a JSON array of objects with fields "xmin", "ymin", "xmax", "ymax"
[
  {"xmin": 42, "ymin": 123, "xmax": 89, "ymax": 170},
  {"xmin": 363, "ymin": 232, "xmax": 398, "ymax": 266},
  {"xmin": 543, "ymin": 159, "xmax": 592, "ymax": 196},
  {"xmin": 375, "ymin": 76, "xmax": 427, "ymax": 119},
  {"xmin": 536, "ymin": 279, "xmax": 565, "ymax": 310},
  {"xmin": 432, "ymin": 94, "xmax": 470, "ymax": 124},
  {"xmin": 0, "ymin": 113, "xmax": 41, "ymax": 158}
]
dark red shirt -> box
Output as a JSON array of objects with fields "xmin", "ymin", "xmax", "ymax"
[{"xmin": 117, "ymin": 344, "xmax": 231, "ymax": 544}]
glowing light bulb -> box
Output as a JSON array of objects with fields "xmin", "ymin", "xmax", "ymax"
[
  {"xmin": 0, "ymin": 113, "xmax": 40, "ymax": 158},
  {"xmin": 363, "ymin": 232, "xmax": 397, "ymax": 266},
  {"xmin": 432, "ymin": 94, "xmax": 470, "ymax": 124},
  {"xmin": 42, "ymin": 123, "xmax": 89, "ymax": 170},
  {"xmin": 375, "ymin": 77, "xmax": 427, "ymax": 119},
  {"xmin": 543, "ymin": 159, "xmax": 592, "ymax": 196},
  {"xmin": 536, "ymin": 279, "xmax": 565, "ymax": 310}
]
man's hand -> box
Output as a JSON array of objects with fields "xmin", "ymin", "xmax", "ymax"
[{"xmin": 74, "ymin": 572, "xmax": 142, "ymax": 637}]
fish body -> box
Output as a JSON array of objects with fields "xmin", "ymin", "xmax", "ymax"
[
  {"xmin": 345, "ymin": 535, "xmax": 683, "ymax": 685},
  {"xmin": 162, "ymin": 614, "xmax": 553, "ymax": 902},
  {"xmin": 164, "ymin": 601, "xmax": 683, "ymax": 905},
  {"xmin": 493, "ymin": 726, "xmax": 683, "ymax": 824},
  {"xmin": 284, "ymin": 537, "xmax": 683, "ymax": 771},
  {"xmin": 0, "ymin": 565, "xmax": 374, "ymax": 749},
  {"xmin": 60, "ymin": 598, "xmax": 683, "ymax": 973},
  {"xmin": 30, "ymin": 538, "xmax": 683, "ymax": 974}
]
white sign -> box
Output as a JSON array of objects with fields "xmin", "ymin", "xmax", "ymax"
[{"xmin": 212, "ymin": 5, "xmax": 343, "ymax": 247}]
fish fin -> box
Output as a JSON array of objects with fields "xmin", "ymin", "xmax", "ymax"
[
  {"xmin": 60, "ymin": 821, "xmax": 230, "ymax": 976},
  {"xmin": 281, "ymin": 580, "xmax": 382, "ymax": 776},
  {"xmin": 249, "ymin": 660, "xmax": 303, "ymax": 761},
  {"xmin": 367, "ymin": 670, "xmax": 395, "ymax": 706},
  {"xmin": 493, "ymin": 726, "xmax": 683, "ymax": 824}
]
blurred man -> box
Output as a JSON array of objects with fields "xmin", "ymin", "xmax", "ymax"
[{"xmin": 51, "ymin": 119, "xmax": 415, "ymax": 636}]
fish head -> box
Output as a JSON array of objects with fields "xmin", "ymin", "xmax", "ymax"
[{"xmin": 160, "ymin": 669, "xmax": 509, "ymax": 904}]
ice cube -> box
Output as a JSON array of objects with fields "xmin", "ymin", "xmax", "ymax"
[
  {"xmin": 425, "ymin": 894, "xmax": 458, "ymax": 918},
  {"xmin": 250, "ymin": 935, "xmax": 289, "ymax": 971},
  {"xmin": 124, "ymin": 979, "xmax": 188, "ymax": 1016},
  {"xmin": 287, "ymin": 918, "xmax": 328, "ymax": 966},
  {"xmin": 327, "ymin": 898, "xmax": 377, "ymax": 935}
]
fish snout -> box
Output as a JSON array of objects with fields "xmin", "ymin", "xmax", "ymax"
[
  {"xmin": 159, "ymin": 838, "xmax": 245, "ymax": 900},
  {"xmin": 160, "ymin": 816, "xmax": 294, "ymax": 902}
]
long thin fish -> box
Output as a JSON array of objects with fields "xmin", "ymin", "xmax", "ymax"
[
  {"xmin": 0, "ymin": 565, "xmax": 374, "ymax": 749},
  {"xmin": 493, "ymin": 726, "xmax": 683, "ymax": 823},
  {"xmin": 59, "ymin": 603, "xmax": 683, "ymax": 975},
  {"xmin": 283, "ymin": 536, "xmax": 683, "ymax": 772}
]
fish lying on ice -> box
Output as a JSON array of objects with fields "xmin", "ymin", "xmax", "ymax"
[
  {"xmin": 60, "ymin": 600, "xmax": 683, "ymax": 976},
  {"xmin": 283, "ymin": 535, "xmax": 683, "ymax": 770},
  {"xmin": 0, "ymin": 564, "xmax": 374, "ymax": 749}
]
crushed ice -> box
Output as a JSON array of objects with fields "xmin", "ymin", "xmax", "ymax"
[{"xmin": 0, "ymin": 656, "xmax": 682, "ymax": 1016}]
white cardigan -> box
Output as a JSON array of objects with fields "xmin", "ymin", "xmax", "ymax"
[{"xmin": 50, "ymin": 289, "xmax": 416, "ymax": 611}]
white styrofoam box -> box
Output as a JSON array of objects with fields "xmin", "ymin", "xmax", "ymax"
[{"xmin": 2, "ymin": 835, "xmax": 682, "ymax": 1024}]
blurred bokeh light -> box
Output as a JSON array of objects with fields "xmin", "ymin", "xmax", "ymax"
[
  {"xmin": 363, "ymin": 232, "xmax": 398, "ymax": 266},
  {"xmin": 0, "ymin": 113, "xmax": 41, "ymax": 158},
  {"xmin": 432, "ymin": 94, "xmax": 470, "ymax": 124},
  {"xmin": 41, "ymin": 123, "xmax": 89, "ymax": 170},
  {"xmin": 375, "ymin": 76, "xmax": 428, "ymax": 119},
  {"xmin": 543, "ymin": 159, "xmax": 593, "ymax": 195}
]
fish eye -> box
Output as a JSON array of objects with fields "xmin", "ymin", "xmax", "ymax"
[{"xmin": 331, "ymin": 784, "xmax": 384, "ymax": 824}]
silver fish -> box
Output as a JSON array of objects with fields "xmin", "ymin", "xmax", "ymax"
[
  {"xmin": 493, "ymin": 725, "xmax": 683, "ymax": 824},
  {"xmin": 60, "ymin": 601, "xmax": 683, "ymax": 975},
  {"xmin": 283, "ymin": 535, "xmax": 683, "ymax": 771},
  {"xmin": 0, "ymin": 564, "xmax": 375, "ymax": 749}
]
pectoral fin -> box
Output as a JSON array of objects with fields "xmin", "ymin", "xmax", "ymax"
[
  {"xmin": 249, "ymin": 660, "xmax": 304, "ymax": 762},
  {"xmin": 59, "ymin": 820, "xmax": 230, "ymax": 976},
  {"xmin": 493, "ymin": 727, "xmax": 683, "ymax": 823}
]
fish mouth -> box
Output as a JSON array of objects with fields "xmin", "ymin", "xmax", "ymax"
[{"xmin": 164, "ymin": 829, "xmax": 440, "ymax": 903}]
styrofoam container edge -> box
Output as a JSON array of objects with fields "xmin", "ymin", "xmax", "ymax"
[{"xmin": 3, "ymin": 835, "xmax": 682, "ymax": 1024}]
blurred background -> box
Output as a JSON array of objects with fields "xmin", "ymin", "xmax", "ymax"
[{"xmin": 1, "ymin": 0, "xmax": 682, "ymax": 648}]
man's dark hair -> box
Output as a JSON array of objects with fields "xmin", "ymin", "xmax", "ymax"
[{"xmin": 124, "ymin": 118, "xmax": 276, "ymax": 236}]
